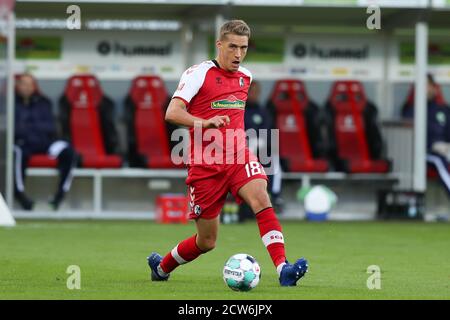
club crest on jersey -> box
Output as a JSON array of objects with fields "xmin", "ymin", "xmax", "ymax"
[
  {"xmin": 239, "ymin": 77, "xmax": 244, "ymax": 87},
  {"xmin": 194, "ymin": 205, "xmax": 202, "ymax": 216},
  {"xmin": 211, "ymin": 95, "xmax": 245, "ymax": 110}
]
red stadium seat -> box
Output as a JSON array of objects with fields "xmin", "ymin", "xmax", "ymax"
[
  {"xmin": 127, "ymin": 75, "xmax": 181, "ymax": 168},
  {"xmin": 15, "ymin": 74, "xmax": 57, "ymax": 168},
  {"xmin": 27, "ymin": 155, "xmax": 58, "ymax": 167},
  {"xmin": 270, "ymin": 79, "xmax": 328, "ymax": 172},
  {"xmin": 64, "ymin": 75, "xmax": 122, "ymax": 168},
  {"xmin": 328, "ymin": 81, "xmax": 390, "ymax": 173}
]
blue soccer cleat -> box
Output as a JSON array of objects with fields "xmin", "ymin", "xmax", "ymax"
[
  {"xmin": 279, "ymin": 257, "xmax": 308, "ymax": 286},
  {"xmin": 147, "ymin": 252, "xmax": 170, "ymax": 281}
]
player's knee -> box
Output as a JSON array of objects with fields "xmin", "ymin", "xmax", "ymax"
[
  {"xmin": 248, "ymin": 192, "xmax": 271, "ymax": 213},
  {"xmin": 197, "ymin": 237, "xmax": 216, "ymax": 252}
]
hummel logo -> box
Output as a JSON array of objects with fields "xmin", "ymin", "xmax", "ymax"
[{"xmin": 189, "ymin": 186, "xmax": 195, "ymax": 202}]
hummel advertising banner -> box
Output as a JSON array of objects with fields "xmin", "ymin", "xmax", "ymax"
[
  {"xmin": 14, "ymin": 28, "xmax": 450, "ymax": 83},
  {"xmin": 14, "ymin": 30, "xmax": 184, "ymax": 80}
]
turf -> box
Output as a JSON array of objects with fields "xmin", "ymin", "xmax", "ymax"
[{"xmin": 0, "ymin": 220, "xmax": 449, "ymax": 300}]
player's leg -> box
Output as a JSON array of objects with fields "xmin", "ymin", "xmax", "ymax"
[
  {"xmin": 269, "ymin": 154, "xmax": 284, "ymax": 213},
  {"xmin": 163, "ymin": 216, "xmax": 220, "ymax": 270},
  {"xmin": 195, "ymin": 215, "xmax": 220, "ymax": 251},
  {"xmin": 148, "ymin": 172, "xmax": 227, "ymax": 281},
  {"xmin": 427, "ymin": 153, "xmax": 450, "ymax": 197},
  {"xmin": 47, "ymin": 141, "xmax": 77, "ymax": 210},
  {"xmin": 148, "ymin": 216, "xmax": 221, "ymax": 281},
  {"xmin": 13, "ymin": 145, "xmax": 34, "ymax": 210},
  {"xmin": 237, "ymin": 177, "xmax": 308, "ymax": 286},
  {"xmin": 237, "ymin": 178, "xmax": 285, "ymax": 267}
]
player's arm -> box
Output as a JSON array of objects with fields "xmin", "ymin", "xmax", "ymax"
[{"xmin": 165, "ymin": 97, "xmax": 230, "ymax": 129}]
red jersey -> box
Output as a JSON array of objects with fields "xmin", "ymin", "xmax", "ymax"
[{"xmin": 172, "ymin": 60, "xmax": 252, "ymax": 167}]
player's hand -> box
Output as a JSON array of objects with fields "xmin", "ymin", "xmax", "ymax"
[{"xmin": 203, "ymin": 115, "xmax": 230, "ymax": 128}]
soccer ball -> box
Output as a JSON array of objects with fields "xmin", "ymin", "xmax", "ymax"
[{"xmin": 223, "ymin": 253, "xmax": 261, "ymax": 292}]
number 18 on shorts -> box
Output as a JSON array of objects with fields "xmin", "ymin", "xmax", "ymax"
[{"xmin": 187, "ymin": 160, "xmax": 267, "ymax": 220}]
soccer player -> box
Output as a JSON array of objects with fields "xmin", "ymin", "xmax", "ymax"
[{"xmin": 148, "ymin": 20, "xmax": 308, "ymax": 286}]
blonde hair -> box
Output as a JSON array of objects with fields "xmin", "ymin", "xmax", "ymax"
[{"xmin": 219, "ymin": 20, "xmax": 251, "ymax": 40}]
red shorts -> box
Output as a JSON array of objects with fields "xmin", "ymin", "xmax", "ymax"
[{"xmin": 186, "ymin": 158, "xmax": 268, "ymax": 220}]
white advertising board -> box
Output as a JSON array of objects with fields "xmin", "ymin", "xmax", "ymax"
[
  {"xmin": 240, "ymin": 34, "xmax": 385, "ymax": 81},
  {"xmin": 14, "ymin": 30, "xmax": 185, "ymax": 80}
]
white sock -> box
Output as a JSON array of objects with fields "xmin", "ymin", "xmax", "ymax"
[
  {"xmin": 157, "ymin": 265, "xmax": 169, "ymax": 277},
  {"xmin": 276, "ymin": 262, "xmax": 286, "ymax": 276}
]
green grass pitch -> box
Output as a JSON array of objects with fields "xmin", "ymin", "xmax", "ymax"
[{"xmin": 0, "ymin": 220, "xmax": 449, "ymax": 299}]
